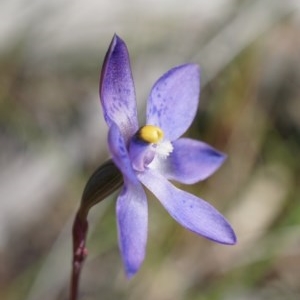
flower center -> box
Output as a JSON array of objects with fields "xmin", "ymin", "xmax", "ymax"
[
  {"xmin": 137, "ymin": 125, "xmax": 164, "ymax": 143},
  {"xmin": 129, "ymin": 125, "xmax": 173, "ymax": 172}
]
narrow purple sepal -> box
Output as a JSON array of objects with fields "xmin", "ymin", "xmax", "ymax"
[
  {"xmin": 108, "ymin": 123, "xmax": 148, "ymax": 277},
  {"xmin": 159, "ymin": 138, "xmax": 227, "ymax": 184},
  {"xmin": 116, "ymin": 182, "xmax": 148, "ymax": 278},
  {"xmin": 138, "ymin": 170, "xmax": 236, "ymax": 245},
  {"xmin": 147, "ymin": 64, "xmax": 200, "ymax": 141},
  {"xmin": 100, "ymin": 34, "xmax": 138, "ymax": 143}
]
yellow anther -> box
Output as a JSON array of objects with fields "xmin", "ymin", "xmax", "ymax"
[{"xmin": 138, "ymin": 125, "xmax": 164, "ymax": 143}]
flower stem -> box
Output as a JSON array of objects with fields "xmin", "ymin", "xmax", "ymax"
[
  {"xmin": 70, "ymin": 212, "xmax": 88, "ymax": 300},
  {"xmin": 69, "ymin": 159, "xmax": 123, "ymax": 300}
]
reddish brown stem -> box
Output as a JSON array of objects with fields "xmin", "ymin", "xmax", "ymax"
[
  {"xmin": 69, "ymin": 159, "xmax": 123, "ymax": 299},
  {"xmin": 70, "ymin": 212, "xmax": 88, "ymax": 300}
]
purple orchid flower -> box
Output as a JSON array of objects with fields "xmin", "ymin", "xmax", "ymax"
[{"xmin": 99, "ymin": 34, "xmax": 236, "ymax": 277}]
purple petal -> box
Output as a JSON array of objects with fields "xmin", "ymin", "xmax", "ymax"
[
  {"xmin": 108, "ymin": 123, "xmax": 148, "ymax": 277},
  {"xmin": 100, "ymin": 34, "xmax": 138, "ymax": 143},
  {"xmin": 116, "ymin": 182, "xmax": 148, "ymax": 278},
  {"xmin": 156, "ymin": 138, "xmax": 227, "ymax": 184},
  {"xmin": 108, "ymin": 122, "xmax": 135, "ymax": 178},
  {"xmin": 146, "ymin": 64, "xmax": 200, "ymax": 141},
  {"xmin": 138, "ymin": 170, "xmax": 236, "ymax": 245}
]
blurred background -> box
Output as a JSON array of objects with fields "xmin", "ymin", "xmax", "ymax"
[{"xmin": 1, "ymin": 0, "xmax": 300, "ymax": 299}]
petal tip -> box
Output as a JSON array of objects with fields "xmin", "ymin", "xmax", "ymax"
[
  {"xmin": 225, "ymin": 230, "xmax": 237, "ymax": 245},
  {"xmin": 100, "ymin": 34, "xmax": 126, "ymax": 84},
  {"xmin": 201, "ymin": 221, "xmax": 237, "ymax": 246},
  {"xmin": 111, "ymin": 33, "xmax": 125, "ymax": 47},
  {"xmin": 216, "ymin": 151, "xmax": 228, "ymax": 166},
  {"xmin": 205, "ymin": 148, "xmax": 228, "ymax": 175},
  {"xmin": 184, "ymin": 63, "xmax": 200, "ymax": 79},
  {"xmin": 216, "ymin": 225, "xmax": 237, "ymax": 245},
  {"xmin": 125, "ymin": 266, "xmax": 138, "ymax": 279},
  {"xmin": 179, "ymin": 63, "xmax": 200, "ymax": 80},
  {"xmin": 220, "ymin": 151, "xmax": 228, "ymax": 161}
]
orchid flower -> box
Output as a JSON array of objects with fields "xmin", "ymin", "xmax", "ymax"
[{"xmin": 99, "ymin": 34, "xmax": 236, "ymax": 277}]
